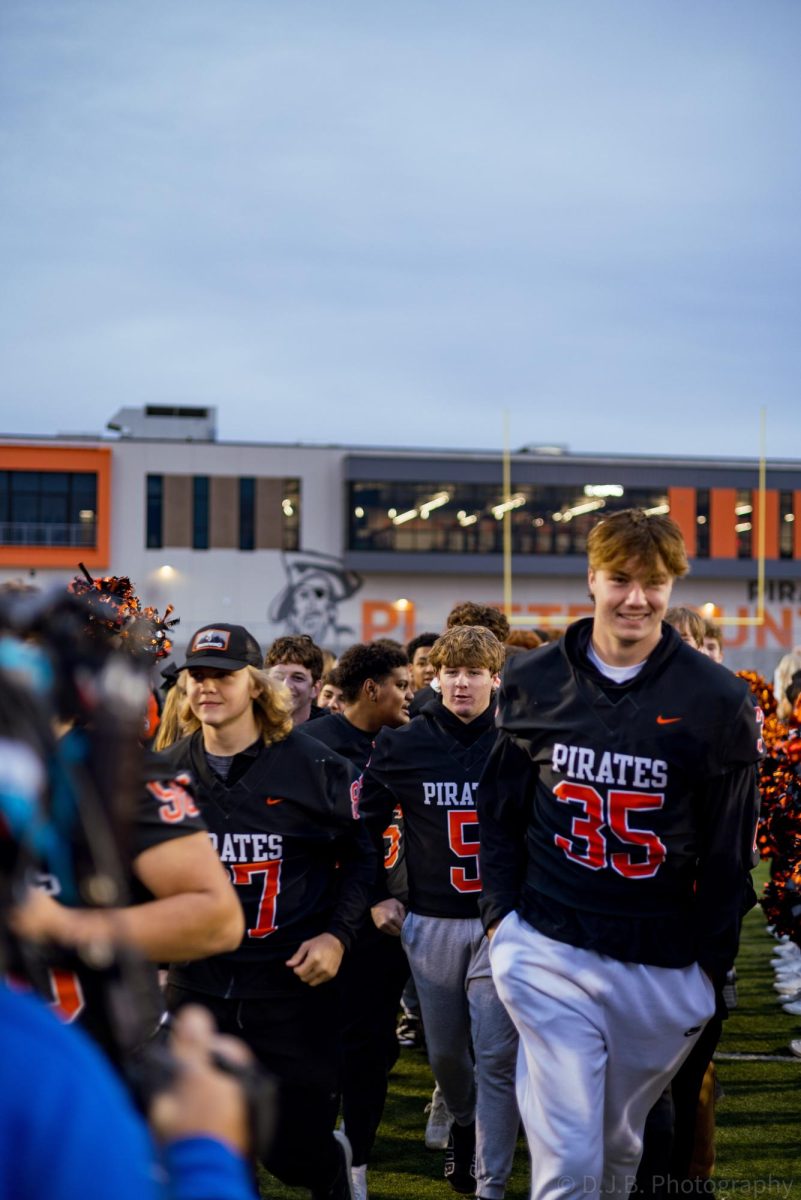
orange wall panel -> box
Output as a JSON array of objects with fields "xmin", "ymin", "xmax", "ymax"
[
  {"xmin": 667, "ymin": 487, "xmax": 696, "ymax": 558},
  {"xmin": 750, "ymin": 488, "xmax": 779, "ymax": 560},
  {"xmin": 0, "ymin": 445, "xmax": 112, "ymax": 569},
  {"xmin": 709, "ymin": 488, "xmax": 737, "ymax": 558}
]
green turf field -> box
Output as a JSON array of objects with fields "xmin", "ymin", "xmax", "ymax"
[{"xmin": 260, "ymin": 870, "xmax": 801, "ymax": 1198}]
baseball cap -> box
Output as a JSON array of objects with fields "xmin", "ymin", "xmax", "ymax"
[{"xmin": 178, "ymin": 624, "xmax": 263, "ymax": 672}]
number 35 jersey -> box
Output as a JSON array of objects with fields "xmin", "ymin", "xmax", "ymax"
[
  {"xmin": 360, "ymin": 703, "xmax": 497, "ymax": 920},
  {"xmin": 477, "ymin": 619, "xmax": 763, "ymax": 975}
]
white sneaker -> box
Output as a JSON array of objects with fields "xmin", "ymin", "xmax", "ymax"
[
  {"xmin": 424, "ymin": 1085, "xmax": 453, "ymax": 1151},
  {"xmin": 774, "ymin": 977, "xmax": 801, "ymax": 993},
  {"xmin": 789, "ymin": 1039, "xmax": 801, "ymax": 1059},
  {"xmin": 773, "ymin": 943, "xmax": 801, "ymax": 956},
  {"xmin": 351, "ymin": 1164, "xmax": 368, "ymax": 1200},
  {"xmin": 781, "ymin": 999, "xmax": 801, "ymax": 1016},
  {"xmin": 333, "ymin": 1130, "xmax": 355, "ymax": 1200}
]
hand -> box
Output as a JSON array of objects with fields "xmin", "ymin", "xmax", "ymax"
[
  {"xmin": 10, "ymin": 888, "xmax": 114, "ymax": 947},
  {"xmin": 486, "ymin": 920, "xmax": 500, "ymax": 941},
  {"xmin": 371, "ymin": 898, "xmax": 406, "ymax": 937},
  {"xmin": 149, "ymin": 1005, "xmax": 253, "ymax": 1155},
  {"xmin": 286, "ymin": 932, "xmax": 344, "ymax": 986}
]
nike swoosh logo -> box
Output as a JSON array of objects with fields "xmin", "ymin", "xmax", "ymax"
[
  {"xmin": 657, "ymin": 715, "xmax": 682, "ymax": 725},
  {"xmin": 265, "ymin": 797, "xmax": 284, "ymax": 805}
]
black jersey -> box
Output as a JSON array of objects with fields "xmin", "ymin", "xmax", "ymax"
[
  {"xmin": 304, "ymin": 712, "xmax": 409, "ymax": 904},
  {"xmin": 477, "ymin": 619, "xmax": 763, "ymax": 978},
  {"xmin": 408, "ymin": 685, "xmax": 439, "ymax": 718},
  {"xmin": 162, "ymin": 729, "xmax": 375, "ymax": 998},
  {"xmin": 28, "ymin": 750, "xmax": 206, "ymax": 1049},
  {"xmin": 304, "ymin": 712, "xmax": 374, "ymax": 768},
  {"xmin": 360, "ymin": 702, "xmax": 497, "ymax": 919}
]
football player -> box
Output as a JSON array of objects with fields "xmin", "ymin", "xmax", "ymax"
[
  {"xmin": 478, "ymin": 509, "xmax": 762, "ymax": 1200},
  {"xmin": 360, "ymin": 625, "xmax": 519, "ymax": 1200},
  {"xmin": 305, "ymin": 639, "xmax": 414, "ymax": 1200},
  {"xmin": 161, "ymin": 623, "xmax": 375, "ymax": 1200}
]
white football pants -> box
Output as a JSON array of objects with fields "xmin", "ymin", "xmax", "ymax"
[{"xmin": 489, "ymin": 911, "xmax": 716, "ymax": 1200}]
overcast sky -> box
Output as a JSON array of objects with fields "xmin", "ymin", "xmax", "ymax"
[{"xmin": 1, "ymin": 1, "xmax": 800, "ymax": 458}]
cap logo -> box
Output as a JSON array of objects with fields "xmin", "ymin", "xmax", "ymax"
[{"xmin": 192, "ymin": 629, "xmax": 230, "ymax": 653}]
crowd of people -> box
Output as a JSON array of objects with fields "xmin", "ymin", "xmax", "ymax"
[{"xmin": 1, "ymin": 507, "xmax": 800, "ymax": 1200}]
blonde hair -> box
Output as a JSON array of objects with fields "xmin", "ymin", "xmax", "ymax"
[
  {"xmin": 153, "ymin": 676, "xmax": 188, "ymax": 751},
  {"xmin": 775, "ymin": 650, "xmax": 801, "ymax": 723},
  {"xmin": 179, "ymin": 665, "xmax": 293, "ymax": 745},
  {"xmin": 428, "ymin": 625, "xmax": 505, "ymax": 674}
]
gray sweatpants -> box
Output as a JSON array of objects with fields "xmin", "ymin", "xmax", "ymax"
[
  {"xmin": 489, "ymin": 912, "xmax": 716, "ymax": 1200},
  {"xmin": 402, "ymin": 911, "xmax": 520, "ymax": 1200}
]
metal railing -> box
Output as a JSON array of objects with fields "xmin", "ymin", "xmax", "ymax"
[{"xmin": 0, "ymin": 522, "xmax": 96, "ymax": 547}]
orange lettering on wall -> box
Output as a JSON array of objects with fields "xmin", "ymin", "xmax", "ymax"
[
  {"xmin": 361, "ymin": 601, "xmax": 416, "ymax": 643},
  {"xmin": 755, "ymin": 607, "xmax": 795, "ymax": 650},
  {"xmin": 721, "ymin": 608, "xmax": 750, "ymax": 650}
]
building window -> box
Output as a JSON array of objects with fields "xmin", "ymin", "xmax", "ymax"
[
  {"xmin": 146, "ymin": 475, "xmax": 163, "ymax": 549},
  {"xmin": 193, "ymin": 476, "xmax": 209, "ymax": 550},
  {"xmin": 281, "ymin": 479, "xmax": 300, "ymax": 551},
  {"xmin": 0, "ymin": 470, "xmax": 97, "ymax": 547},
  {"xmin": 239, "ymin": 477, "xmax": 255, "ymax": 551},
  {"xmin": 779, "ymin": 490, "xmax": 794, "ymax": 559},
  {"xmin": 695, "ymin": 489, "xmax": 709, "ymax": 558},
  {"xmin": 735, "ymin": 489, "xmax": 752, "ymax": 559},
  {"xmin": 347, "ymin": 482, "xmax": 671, "ymax": 556}
]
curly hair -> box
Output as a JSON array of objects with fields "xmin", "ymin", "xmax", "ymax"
[
  {"xmin": 264, "ymin": 634, "xmax": 324, "ymax": 682},
  {"xmin": 445, "ymin": 602, "xmax": 510, "ymax": 643},
  {"xmin": 335, "ymin": 641, "xmax": 409, "ymax": 704},
  {"xmin": 180, "ymin": 665, "xmax": 293, "ymax": 745}
]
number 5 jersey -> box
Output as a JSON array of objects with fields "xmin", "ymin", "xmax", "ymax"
[
  {"xmin": 359, "ymin": 701, "xmax": 497, "ymax": 918},
  {"xmin": 477, "ymin": 619, "xmax": 763, "ymax": 980}
]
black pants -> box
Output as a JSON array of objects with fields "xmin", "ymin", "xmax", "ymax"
[
  {"xmin": 166, "ymin": 974, "xmax": 343, "ymax": 1194},
  {"xmin": 339, "ymin": 924, "xmax": 410, "ymax": 1165}
]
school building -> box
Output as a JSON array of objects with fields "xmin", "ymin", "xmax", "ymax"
[{"xmin": 2, "ymin": 404, "xmax": 800, "ymax": 677}]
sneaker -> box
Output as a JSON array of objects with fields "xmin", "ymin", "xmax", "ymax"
[
  {"xmin": 772, "ymin": 948, "xmax": 801, "ymax": 963},
  {"xmin": 722, "ymin": 968, "xmax": 738, "ymax": 1010},
  {"xmin": 396, "ymin": 1011, "xmax": 425, "ymax": 1049},
  {"xmin": 425, "ymin": 1085, "xmax": 453, "ymax": 1151},
  {"xmin": 351, "ymin": 1163, "xmax": 368, "ymax": 1200},
  {"xmin": 781, "ymin": 999, "xmax": 801, "ymax": 1016},
  {"xmin": 444, "ymin": 1120, "xmax": 476, "ymax": 1194},
  {"xmin": 774, "ymin": 960, "xmax": 801, "ymax": 974},
  {"xmin": 773, "ymin": 976, "xmax": 801, "ymax": 993},
  {"xmin": 318, "ymin": 1130, "xmax": 353, "ymax": 1200},
  {"xmin": 789, "ymin": 1039, "xmax": 801, "ymax": 1059}
]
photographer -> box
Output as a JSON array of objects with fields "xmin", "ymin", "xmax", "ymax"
[
  {"xmin": 8, "ymin": 574, "xmax": 243, "ymax": 1058},
  {"xmin": 1, "ymin": 944, "xmax": 258, "ymax": 1200},
  {"xmin": 0, "ymin": 642, "xmax": 260, "ymax": 1200}
]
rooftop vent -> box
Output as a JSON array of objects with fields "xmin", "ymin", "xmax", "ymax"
[{"xmin": 106, "ymin": 405, "xmax": 217, "ymax": 441}]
